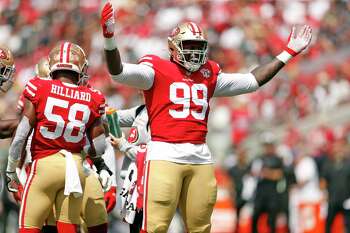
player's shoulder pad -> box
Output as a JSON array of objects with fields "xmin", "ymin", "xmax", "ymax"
[
  {"xmin": 137, "ymin": 54, "xmax": 161, "ymax": 68},
  {"xmin": 207, "ymin": 60, "xmax": 222, "ymax": 75},
  {"xmin": 23, "ymin": 76, "xmax": 46, "ymax": 100},
  {"xmin": 88, "ymin": 86, "xmax": 106, "ymax": 116}
]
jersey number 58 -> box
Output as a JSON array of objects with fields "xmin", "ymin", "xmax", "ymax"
[{"xmin": 40, "ymin": 97, "xmax": 91, "ymax": 143}]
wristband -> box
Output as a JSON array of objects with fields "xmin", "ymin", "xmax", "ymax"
[
  {"xmin": 276, "ymin": 51, "xmax": 293, "ymax": 64},
  {"xmin": 104, "ymin": 38, "xmax": 117, "ymax": 51}
]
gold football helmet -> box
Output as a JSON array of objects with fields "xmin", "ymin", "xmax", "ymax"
[
  {"xmin": 168, "ymin": 22, "xmax": 208, "ymax": 72},
  {"xmin": 48, "ymin": 42, "xmax": 88, "ymax": 84},
  {"xmin": 35, "ymin": 57, "xmax": 50, "ymax": 79},
  {"xmin": 0, "ymin": 46, "xmax": 15, "ymax": 92}
]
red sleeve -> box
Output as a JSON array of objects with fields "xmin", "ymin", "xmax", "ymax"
[
  {"xmin": 208, "ymin": 60, "xmax": 221, "ymax": 75},
  {"xmin": 137, "ymin": 54, "xmax": 160, "ymax": 67},
  {"xmin": 97, "ymin": 95, "xmax": 106, "ymax": 117},
  {"xmin": 89, "ymin": 87, "xmax": 106, "ymax": 118},
  {"xmin": 16, "ymin": 92, "xmax": 25, "ymax": 114},
  {"xmin": 23, "ymin": 78, "xmax": 41, "ymax": 105}
]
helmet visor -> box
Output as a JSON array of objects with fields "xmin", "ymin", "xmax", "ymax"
[
  {"xmin": 180, "ymin": 40, "xmax": 208, "ymax": 66},
  {"xmin": 0, "ymin": 65, "xmax": 15, "ymax": 92}
]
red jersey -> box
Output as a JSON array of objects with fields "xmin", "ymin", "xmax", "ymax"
[
  {"xmin": 140, "ymin": 55, "xmax": 220, "ymax": 144},
  {"xmin": 23, "ymin": 78, "xmax": 105, "ymax": 160}
]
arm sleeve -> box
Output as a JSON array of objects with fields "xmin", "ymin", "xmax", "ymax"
[
  {"xmin": 117, "ymin": 106, "xmax": 139, "ymax": 127},
  {"xmin": 118, "ymin": 137, "xmax": 138, "ymax": 161},
  {"xmin": 110, "ymin": 63, "xmax": 155, "ymax": 90},
  {"xmin": 8, "ymin": 116, "xmax": 32, "ymax": 164},
  {"xmin": 102, "ymin": 139, "xmax": 117, "ymax": 186},
  {"xmin": 213, "ymin": 72, "xmax": 259, "ymax": 97}
]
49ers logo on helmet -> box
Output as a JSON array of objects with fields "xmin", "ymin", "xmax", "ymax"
[
  {"xmin": 187, "ymin": 22, "xmax": 202, "ymax": 36},
  {"xmin": 0, "ymin": 49, "xmax": 8, "ymax": 60},
  {"xmin": 128, "ymin": 127, "xmax": 139, "ymax": 143}
]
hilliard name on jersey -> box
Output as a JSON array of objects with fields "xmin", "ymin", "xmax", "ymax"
[{"xmin": 50, "ymin": 84, "xmax": 91, "ymax": 102}]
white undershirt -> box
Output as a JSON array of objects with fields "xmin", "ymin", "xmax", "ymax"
[{"xmin": 111, "ymin": 62, "xmax": 259, "ymax": 95}]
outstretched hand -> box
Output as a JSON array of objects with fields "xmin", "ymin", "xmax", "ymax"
[
  {"xmin": 285, "ymin": 25, "xmax": 312, "ymax": 56},
  {"xmin": 101, "ymin": 2, "xmax": 115, "ymax": 38}
]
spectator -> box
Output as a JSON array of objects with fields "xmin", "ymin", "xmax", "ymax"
[
  {"xmin": 226, "ymin": 146, "xmax": 249, "ymax": 233},
  {"xmin": 290, "ymin": 144, "xmax": 323, "ymax": 233},
  {"xmin": 251, "ymin": 133, "xmax": 285, "ymax": 233}
]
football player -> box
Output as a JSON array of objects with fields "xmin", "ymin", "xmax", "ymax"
[
  {"xmin": 0, "ymin": 45, "xmax": 18, "ymax": 138},
  {"xmin": 6, "ymin": 42, "xmax": 113, "ymax": 233},
  {"xmin": 101, "ymin": 2, "xmax": 312, "ymax": 233},
  {"xmin": 15, "ymin": 60, "xmax": 116, "ymax": 233}
]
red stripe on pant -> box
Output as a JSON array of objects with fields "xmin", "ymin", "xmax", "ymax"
[
  {"xmin": 20, "ymin": 160, "xmax": 38, "ymax": 229},
  {"xmin": 142, "ymin": 161, "xmax": 151, "ymax": 232}
]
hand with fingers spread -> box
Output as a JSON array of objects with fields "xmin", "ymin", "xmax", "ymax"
[
  {"xmin": 276, "ymin": 25, "xmax": 312, "ymax": 64},
  {"xmin": 101, "ymin": 2, "xmax": 115, "ymax": 38},
  {"xmin": 285, "ymin": 25, "xmax": 312, "ymax": 56}
]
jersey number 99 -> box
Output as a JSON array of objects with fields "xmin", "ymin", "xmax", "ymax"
[{"xmin": 169, "ymin": 82, "xmax": 208, "ymax": 120}]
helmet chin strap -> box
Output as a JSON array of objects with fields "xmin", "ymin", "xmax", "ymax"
[{"xmin": 184, "ymin": 62, "xmax": 200, "ymax": 72}]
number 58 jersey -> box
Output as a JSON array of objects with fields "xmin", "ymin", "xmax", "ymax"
[
  {"xmin": 140, "ymin": 55, "xmax": 220, "ymax": 144},
  {"xmin": 23, "ymin": 78, "xmax": 105, "ymax": 160}
]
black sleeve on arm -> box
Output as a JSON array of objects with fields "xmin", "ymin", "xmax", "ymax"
[
  {"xmin": 251, "ymin": 58, "xmax": 285, "ymax": 87},
  {"xmin": 105, "ymin": 48, "xmax": 123, "ymax": 75}
]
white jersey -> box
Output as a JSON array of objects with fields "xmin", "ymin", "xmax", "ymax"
[{"xmin": 118, "ymin": 105, "xmax": 149, "ymax": 178}]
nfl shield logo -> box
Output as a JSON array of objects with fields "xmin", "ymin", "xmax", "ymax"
[{"xmin": 200, "ymin": 68, "xmax": 211, "ymax": 78}]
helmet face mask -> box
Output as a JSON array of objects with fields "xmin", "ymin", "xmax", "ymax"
[
  {"xmin": 178, "ymin": 40, "xmax": 208, "ymax": 72},
  {"xmin": 168, "ymin": 22, "xmax": 208, "ymax": 72},
  {"xmin": 0, "ymin": 65, "xmax": 15, "ymax": 92},
  {"xmin": 0, "ymin": 46, "xmax": 15, "ymax": 93}
]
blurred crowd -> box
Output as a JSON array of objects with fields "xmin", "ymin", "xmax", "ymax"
[{"xmin": 0, "ymin": 0, "xmax": 350, "ymax": 232}]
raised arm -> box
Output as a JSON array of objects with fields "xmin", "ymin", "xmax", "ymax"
[
  {"xmin": 101, "ymin": 2, "xmax": 154, "ymax": 90},
  {"xmin": 214, "ymin": 25, "xmax": 312, "ymax": 97},
  {"xmin": 252, "ymin": 25, "xmax": 312, "ymax": 86}
]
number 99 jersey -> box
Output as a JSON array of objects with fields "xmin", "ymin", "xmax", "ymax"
[
  {"xmin": 139, "ymin": 55, "xmax": 220, "ymax": 144},
  {"xmin": 23, "ymin": 78, "xmax": 105, "ymax": 160}
]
